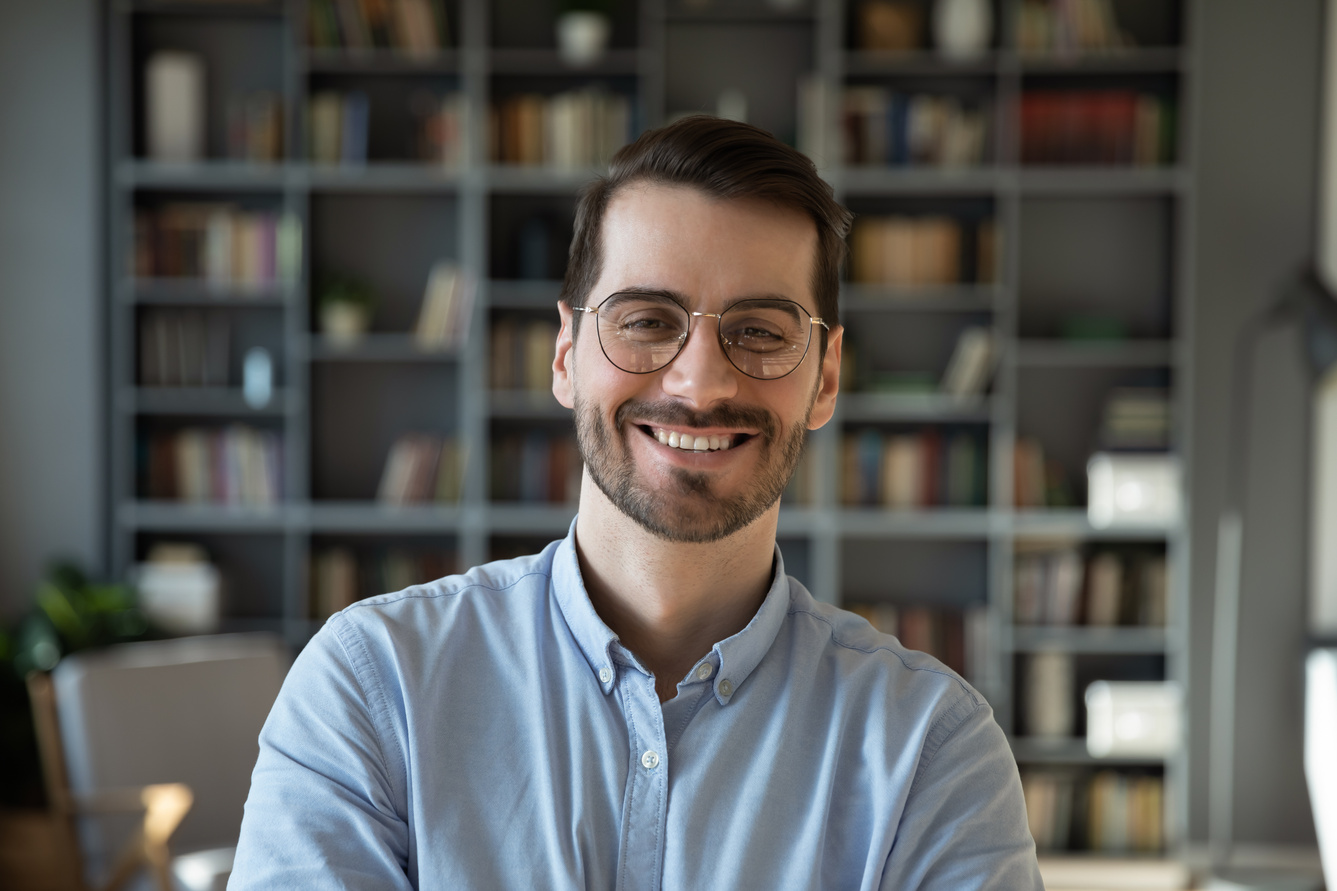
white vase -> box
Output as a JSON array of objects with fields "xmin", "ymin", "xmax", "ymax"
[
  {"xmin": 556, "ymin": 11, "xmax": 611, "ymax": 67},
  {"xmin": 932, "ymin": 0, "xmax": 993, "ymax": 58}
]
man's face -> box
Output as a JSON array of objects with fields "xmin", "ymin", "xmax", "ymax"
[{"xmin": 552, "ymin": 183, "xmax": 842, "ymax": 544}]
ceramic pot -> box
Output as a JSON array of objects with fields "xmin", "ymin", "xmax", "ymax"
[
  {"xmin": 556, "ymin": 11, "xmax": 611, "ymax": 67},
  {"xmin": 320, "ymin": 302, "xmax": 370, "ymax": 345},
  {"xmin": 932, "ymin": 0, "xmax": 993, "ymax": 58}
]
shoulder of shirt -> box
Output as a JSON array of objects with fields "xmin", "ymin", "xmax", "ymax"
[{"xmin": 783, "ymin": 581, "xmax": 984, "ymax": 711}]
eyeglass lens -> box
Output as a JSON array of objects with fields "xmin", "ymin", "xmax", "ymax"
[{"xmin": 593, "ymin": 292, "xmax": 814, "ymax": 379}]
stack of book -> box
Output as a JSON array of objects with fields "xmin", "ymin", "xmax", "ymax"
[
  {"xmin": 490, "ymin": 430, "xmax": 581, "ymax": 504},
  {"xmin": 490, "ymin": 88, "xmax": 633, "ymax": 168},
  {"xmin": 1014, "ymin": 545, "xmax": 1169, "ymax": 627},
  {"xmin": 376, "ymin": 433, "xmax": 465, "ymax": 504},
  {"xmin": 1015, "ymin": 0, "xmax": 1132, "ymax": 55},
  {"xmin": 1098, "ymin": 387, "xmax": 1172, "ymax": 451},
  {"xmin": 133, "ymin": 204, "xmax": 300, "ymax": 286},
  {"xmin": 1012, "ymin": 436, "xmax": 1075, "ymax": 509},
  {"xmin": 143, "ymin": 425, "xmax": 283, "ymax": 506},
  {"xmin": 226, "ymin": 92, "xmax": 283, "ymax": 163},
  {"xmin": 310, "ymin": 545, "xmax": 457, "ymax": 619},
  {"xmin": 849, "ymin": 216, "xmax": 997, "ymax": 286},
  {"xmin": 1020, "ymin": 91, "xmax": 1174, "ymax": 166},
  {"xmin": 1022, "ymin": 769, "xmax": 1165, "ymax": 853},
  {"xmin": 843, "ymin": 87, "xmax": 991, "ymax": 168},
  {"xmin": 842, "ymin": 428, "xmax": 988, "ymax": 508},
  {"xmin": 490, "ymin": 316, "xmax": 558, "ymax": 391},
  {"xmin": 307, "ymin": 0, "xmax": 449, "ymax": 55},
  {"xmin": 844, "ymin": 601, "xmax": 988, "ymax": 679},
  {"xmin": 138, "ymin": 310, "xmax": 230, "ymax": 388}
]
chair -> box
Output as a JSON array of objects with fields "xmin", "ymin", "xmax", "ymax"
[{"xmin": 27, "ymin": 633, "xmax": 289, "ymax": 891}]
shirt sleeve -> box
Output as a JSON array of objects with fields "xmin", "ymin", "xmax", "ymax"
[
  {"xmin": 879, "ymin": 698, "xmax": 1044, "ymax": 890},
  {"xmin": 229, "ymin": 617, "xmax": 414, "ymax": 890}
]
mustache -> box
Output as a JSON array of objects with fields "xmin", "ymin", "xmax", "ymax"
[{"xmin": 614, "ymin": 399, "xmax": 777, "ymax": 440}]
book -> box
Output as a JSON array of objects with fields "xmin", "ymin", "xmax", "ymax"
[
  {"xmin": 414, "ymin": 261, "xmax": 473, "ymax": 350},
  {"xmin": 1022, "ymin": 650, "xmax": 1075, "ymax": 738},
  {"xmin": 145, "ymin": 51, "xmax": 205, "ymax": 162},
  {"xmin": 940, "ymin": 326, "xmax": 995, "ymax": 397}
]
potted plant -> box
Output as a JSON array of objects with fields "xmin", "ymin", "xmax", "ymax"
[
  {"xmin": 318, "ymin": 275, "xmax": 376, "ymax": 346},
  {"xmin": 556, "ymin": 0, "xmax": 614, "ymax": 67}
]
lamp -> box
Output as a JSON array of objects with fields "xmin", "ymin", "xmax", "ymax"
[{"xmin": 1207, "ymin": 268, "xmax": 1337, "ymax": 891}]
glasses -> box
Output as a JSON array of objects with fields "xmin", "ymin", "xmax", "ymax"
[{"xmin": 574, "ymin": 291, "xmax": 829, "ymax": 381}]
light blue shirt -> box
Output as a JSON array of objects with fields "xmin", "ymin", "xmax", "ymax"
[{"xmin": 230, "ymin": 524, "xmax": 1041, "ymax": 889}]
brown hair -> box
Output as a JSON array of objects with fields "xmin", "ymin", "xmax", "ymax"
[{"xmin": 559, "ymin": 115, "xmax": 852, "ymax": 356}]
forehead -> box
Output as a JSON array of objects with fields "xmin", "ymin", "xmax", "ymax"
[{"xmin": 596, "ymin": 183, "xmax": 818, "ymax": 310}]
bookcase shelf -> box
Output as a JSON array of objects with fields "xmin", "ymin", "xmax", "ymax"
[{"xmin": 106, "ymin": 0, "xmax": 1195, "ymax": 857}]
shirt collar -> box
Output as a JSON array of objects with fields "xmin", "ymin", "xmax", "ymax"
[{"xmin": 549, "ymin": 517, "xmax": 792, "ymax": 703}]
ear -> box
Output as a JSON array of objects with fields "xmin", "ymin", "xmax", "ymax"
[
  {"xmin": 552, "ymin": 301, "xmax": 576, "ymax": 409},
  {"xmin": 806, "ymin": 324, "xmax": 842, "ymax": 431}
]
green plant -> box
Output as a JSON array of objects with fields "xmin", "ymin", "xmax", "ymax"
[{"xmin": 318, "ymin": 274, "xmax": 377, "ymax": 312}]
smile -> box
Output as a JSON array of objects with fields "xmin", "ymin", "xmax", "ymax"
[{"xmin": 651, "ymin": 427, "xmax": 736, "ymax": 452}]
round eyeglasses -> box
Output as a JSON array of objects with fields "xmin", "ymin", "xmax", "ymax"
[{"xmin": 574, "ymin": 291, "xmax": 829, "ymax": 381}]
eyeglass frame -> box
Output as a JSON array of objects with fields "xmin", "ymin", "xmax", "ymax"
[{"xmin": 571, "ymin": 290, "xmax": 831, "ymax": 381}]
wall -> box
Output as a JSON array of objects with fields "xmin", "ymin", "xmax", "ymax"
[
  {"xmin": 1191, "ymin": 0, "xmax": 1323, "ymax": 847},
  {"xmin": 0, "ymin": 0, "xmax": 103, "ymax": 619}
]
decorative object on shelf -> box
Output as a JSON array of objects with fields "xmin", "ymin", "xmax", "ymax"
[
  {"xmin": 243, "ymin": 347, "xmax": 274, "ymax": 409},
  {"xmin": 1087, "ymin": 452, "xmax": 1181, "ymax": 529},
  {"xmin": 931, "ymin": 0, "xmax": 993, "ymax": 58},
  {"xmin": 1085, "ymin": 680, "xmax": 1181, "ymax": 759},
  {"xmin": 556, "ymin": 0, "xmax": 613, "ymax": 67},
  {"xmin": 132, "ymin": 542, "xmax": 222, "ymax": 636},
  {"xmin": 145, "ymin": 50, "xmax": 205, "ymax": 162},
  {"xmin": 318, "ymin": 275, "xmax": 376, "ymax": 345}
]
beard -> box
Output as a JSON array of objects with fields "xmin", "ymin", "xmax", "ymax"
[{"xmin": 573, "ymin": 391, "xmax": 813, "ymax": 544}]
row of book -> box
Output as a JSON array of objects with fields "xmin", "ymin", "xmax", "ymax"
[
  {"xmin": 376, "ymin": 434, "xmax": 465, "ymax": 504},
  {"xmin": 1013, "ymin": 436, "xmax": 1075, "ymax": 509},
  {"xmin": 844, "ymin": 601, "xmax": 987, "ymax": 679},
  {"xmin": 491, "ymin": 431, "xmax": 582, "ymax": 504},
  {"xmin": 490, "ymin": 316, "xmax": 558, "ymax": 391},
  {"xmin": 1022, "ymin": 769, "xmax": 1164, "ymax": 853},
  {"xmin": 1014, "ymin": 546, "xmax": 1168, "ymax": 627},
  {"xmin": 1020, "ymin": 91, "xmax": 1175, "ymax": 166},
  {"xmin": 133, "ymin": 205, "xmax": 301, "ymax": 286},
  {"xmin": 141, "ymin": 425, "xmax": 283, "ymax": 506},
  {"xmin": 1099, "ymin": 387, "xmax": 1171, "ymax": 452},
  {"xmin": 490, "ymin": 89, "xmax": 633, "ymax": 168},
  {"xmin": 848, "ymin": 216, "xmax": 998, "ymax": 286},
  {"xmin": 138, "ymin": 310, "xmax": 231, "ymax": 388},
  {"xmin": 413, "ymin": 261, "xmax": 474, "ymax": 350},
  {"xmin": 308, "ymin": 91, "xmax": 372, "ymax": 165},
  {"xmin": 226, "ymin": 92, "xmax": 283, "ymax": 163},
  {"xmin": 307, "ymin": 0, "xmax": 449, "ymax": 54},
  {"xmin": 842, "ymin": 429, "xmax": 989, "ymax": 508},
  {"xmin": 310, "ymin": 546, "xmax": 456, "ymax": 619},
  {"xmin": 1015, "ymin": 0, "xmax": 1133, "ymax": 55},
  {"xmin": 410, "ymin": 90, "xmax": 469, "ymax": 165},
  {"xmin": 843, "ymin": 89, "xmax": 991, "ymax": 168}
]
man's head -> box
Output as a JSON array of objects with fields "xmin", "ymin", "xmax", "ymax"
[
  {"xmin": 552, "ymin": 117, "xmax": 851, "ymax": 544},
  {"xmin": 559, "ymin": 116, "xmax": 852, "ymax": 359}
]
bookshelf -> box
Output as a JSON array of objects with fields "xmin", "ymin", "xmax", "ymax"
[{"xmin": 105, "ymin": 0, "xmax": 1195, "ymax": 857}]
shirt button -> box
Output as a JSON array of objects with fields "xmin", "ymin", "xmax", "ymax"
[
  {"xmin": 719, "ymin": 679, "xmax": 734, "ymax": 697},
  {"xmin": 641, "ymin": 750, "xmax": 660, "ymax": 770},
  {"xmin": 695, "ymin": 663, "xmax": 713, "ymax": 681},
  {"xmin": 599, "ymin": 667, "xmax": 612, "ymax": 683}
]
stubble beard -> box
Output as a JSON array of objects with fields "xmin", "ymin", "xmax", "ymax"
[{"xmin": 573, "ymin": 390, "xmax": 814, "ymax": 545}]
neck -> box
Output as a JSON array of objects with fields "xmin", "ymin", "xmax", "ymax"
[{"xmin": 573, "ymin": 471, "xmax": 778, "ymax": 702}]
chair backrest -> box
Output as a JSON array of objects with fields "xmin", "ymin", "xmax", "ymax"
[{"xmin": 49, "ymin": 633, "xmax": 289, "ymax": 876}]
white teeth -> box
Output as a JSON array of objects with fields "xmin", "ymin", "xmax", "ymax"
[{"xmin": 653, "ymin": 428, "xmax": 733, "ymax": 452}]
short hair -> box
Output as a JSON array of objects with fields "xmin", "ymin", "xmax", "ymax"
[{"xmin": 559, "ymin": 115, "xmax": 852, "ymax": 357}]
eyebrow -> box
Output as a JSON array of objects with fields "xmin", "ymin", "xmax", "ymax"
[{"xmin": 613, "ymin": 287, "xmax": 813, "ymax": 315}]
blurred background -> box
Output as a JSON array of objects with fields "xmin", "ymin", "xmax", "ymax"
[{"xmin": 0, "ymin": 0, "xmax": 1333, "ymax": 887}]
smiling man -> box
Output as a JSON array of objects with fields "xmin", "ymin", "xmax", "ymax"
[{"xmin": 231, "ymin": 116, "xmax": 1042, "ymax": 890}]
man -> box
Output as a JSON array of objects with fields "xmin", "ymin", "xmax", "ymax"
[{"xmin": 230, "ymin": 116, "xmax": 1042, "ymax": 889}]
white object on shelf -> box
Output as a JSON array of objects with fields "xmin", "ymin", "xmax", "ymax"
[
  {"xmin": 145, "ymin": 51, "xmax": 205, "ymax": 162},
  {"xmin": 932, "ymin": 0, "xmax": 993, "ymax": 58},
  {"xmin": 134, "ymin": 554, "xmax": 221, "ymax": 635},
  {"xmin": 1085, "ymin": 680, "xmax": 1181, "ymax": 759},
  {"xmin": 556, "ymin": 11, "xmax": 610, "ymax": 67},
  {"xmin": 1087, "ymin": 452, "xmax": 1181, "ymax": 528},
  {"xmin": 1312, "ymin": 366, "xmax": 1337, "ymax": 633},
  {"xmin": 243, "ymin": 347, "xmax": 273, "ymax": 409}
]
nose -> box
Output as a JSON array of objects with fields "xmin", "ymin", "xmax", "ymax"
[{"xmin": 659, "ymin": 314, "xmax": 739, "ymax": 409}]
